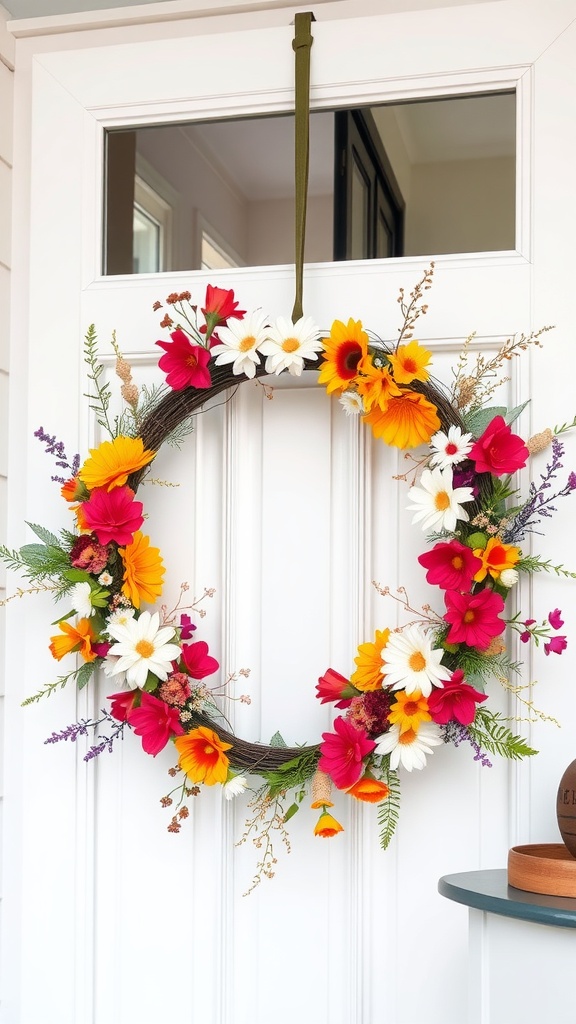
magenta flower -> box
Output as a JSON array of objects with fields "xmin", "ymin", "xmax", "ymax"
[
  {"xmin": 520, "ymin": 619, "xmax": 536, "ymax": 643},
  {"xmin": 82, "ymin": 485, "xmax": 144, "ymax": 546},
  {"xmin": 156, "ymin": 329, "xmax": 212, "ymax": 390},
  {"xmin": 179, "ymin": 613, "xmax": 196, "ymax": 640},
  {"xmin": 544, "ymin": 635, "xmax": 568, "ymax": 656},
  {"xmin": 549, "ymin": 608, "xmax": 565, "ymax": 630},
  {"xmin": 180, "ymin": 640, "xmax": 219, "ymax": 680},
  {"xmin": 444, "ymin": 588, "xmax": 506, "ymax": 649},
  {"xmin": 316, "ymin": 667, "xmax": 355, "ymax": 708},
  {"xmin": 468, "ymin": 415, "xmax": 529, "ymax": 477},
  {"xmin": 418, "ymin": 539, "xmax": 482, "ymax": 591},
  {"xmin": 107, "ymin": 689, "xmax": 138, "ymax": 722},
  {"xmin": 427, "ymin": 669, "xmax": 487, "ymax": 725},
  {"xmin": 318, "ymin": 716, "xmax": 376, "ymax": 790},
  {"xmin": 127, "ymin": 691, "xmax": 185, "ymax": 756}
]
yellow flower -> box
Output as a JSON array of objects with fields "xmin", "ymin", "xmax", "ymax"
[
  {"xmin": 473, "ymin": 537, "xmax": 521, "ymax": 582},
  {"xmin": 350, "ymin": 628, "xmax": 390, "ymax": 692},
  {"xmin": 356, "ymin": 357, "xmax": 402, "ymax": 412},
  {"xmin": 119, "ymin": 530, "xmax": 165, "ymax": 608},
  {"xmin": 175, "ymin": 726, "xmax": 232, "ymax": 786},
  {"xmin": 364, "ymin": 390, "xmax": 441, "ymax": 449},
  {"xmin": 49, "ymin": 617, "xmax": 97, "ymax": 662},
  {"xmin": 388, "ymin": 341, "xmax": 432, "ymax": 384},
  {"xmin": 318, "ymin": 319, "xmax": 368, "ymax": 395},
  {"xmin": 314, "ymin": 809, "xmax": 344, "ymax": 838},
  {"xmin": 346, "ymin": 776, "xmax": 390, "ymax": 803},
  {"xmin": 388, "ymin": 688, "xmax": 431, "ymax": 735},
  {"xmin": 79, "ymin": 435, "xmax": 155, "ymax": 492}
]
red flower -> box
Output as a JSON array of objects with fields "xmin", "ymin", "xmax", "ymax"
[
  {"xmin": 201, "ymin": 285, "xmax": 246, "ymax": 340},
  {"xmin": 82, "ymin": 485, "xmax": 144, "ymax": 546},
  {"xmin": 69, "ymin": 533, "xmax": 109, "ymax": 574},
  {"xmin": 469, "ymin": 415, "xmax": 529, "ymax": 477},
  {"xmin": 545, "ymin": 635, "xmax": 568, "ymax": 656},
  {"xmin": 316, "ymin": 668, "xmax": 355, "ymax": 708},
  {"xmin": 127, "ymin": 691, "xmax": 185, "ymax": 755},
  {"xmin": 427, "ymin": 669, "xmax": 487, "ymax": 725},
  {"xmin": 318, "ymin": 716, "xmax": 376, "ymax": 790},
  {"xmin": 444, "ymin": 588, "xmax": 506, "ymax": 650},
  {"xmin": 108, "ymin": 689, "xmax": 138, "ymax": 722},
  {"xmin": 418, "ymin": 539, "xmax": 482, "ymax": 591},
  {"xmin": 180, "ymin": 640, "xmax": 219, "ymax": 680},
  {"xmin": 156, "ymin": 329, "xmax": 212, "ymax": 390}
]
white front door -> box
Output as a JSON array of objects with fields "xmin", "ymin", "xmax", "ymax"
[{"xmin": 4, "ymin": 3, "xmax": 576, "ymax": 1022}]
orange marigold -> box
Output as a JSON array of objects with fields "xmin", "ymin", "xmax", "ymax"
[
  {"xmin": 364, "ymin": 390, "xmax": 441, "ymax": 449},
  {"xmin": 356, "ymin": 357, "xmax": 402, "ymax": 413},
  {"xmin": 119, "ymin": 530, "xmax": 165, "ymax": 608},
  {"xmin": 346, "ymin": 776, "xmax": 390, "ymax": 804},
  {"xmin": 387, "ymin": 340, "xmax": 432, "ymax": 385},
  {"xmin": 79, "ymin": 435, "xmax": 155, "ymax": 492},
  {"xmin": 175, "ymin": 726, "xmax": 232, "ymax": 786}
]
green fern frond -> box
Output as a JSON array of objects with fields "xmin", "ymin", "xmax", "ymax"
[
  {"xmin": 469, "ymin": 707, "xmax": 537, "ymax": 760},
  {"xmin": 517, "ymin": 555, "xmax": 576, "ymax": 579},
  {"xmin": 377, "ymin": 758, "xmax": 401, "ymax": 850},
  {"xmin": 83, "ymin": 325, "xmax": 115, "ymax": 439},
  {"xmin": 261, "ymin": 747, "xmax": 320, "ymax": 799}
]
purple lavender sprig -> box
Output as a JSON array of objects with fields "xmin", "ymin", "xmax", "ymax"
[
  {"xmin": 34, "ymin": 426, "xmax": 80, "ymax": 485},
  {"xmin": 45, "ymin": 709, "xmax": 129, "ymax": 761},
  {"xmin": 442, "ymin": 721, "xmax": 493, "ymax": 767},
  {"xmin": 503, "ymin": 436, "xmax": 576, "ymax": 542}
]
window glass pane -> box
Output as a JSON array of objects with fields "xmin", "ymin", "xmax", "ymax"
[{"xmin": 133, "ymin": 204, "xmax": 161, "ymax": 274}]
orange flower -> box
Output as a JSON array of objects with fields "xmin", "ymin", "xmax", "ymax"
[
  {"xmin": 351, "ymin": 628, "xmax": 390, "ymax": 692},
  {"xmin": 387, "ymin": 341, "xmax": 432, "ymax": 385},
  {"xmin": 175, "ymin": 726, "xmax": 232, "ymax": 786},
  {"xmin": 364, "ymin": 390, "xmax": 440, "ymax": 449},
  {"xmin": 79, "ymin": 435, "xmax": 155, "ymax": 492},
  {"xmin": 388, "ymin": 688, "xmax": 431, "ymax": 735},
  {"xmin": 356, "ymin": 357, "xmax": 402, "ymax": 412},
  {"xmin": 314, "ymin": 809, "xmax": 344, "ymax": 838},
  {"xmin": 318, "ymin": 319, "xmax": 368, "ymax": 395},
  {"xmin": 347, "ymin": 776, "xmax": 390, "ymax": 803},
  {"xmin": 119, "ymin": 530, "xmax": 165, "ymax": 608},
  {"xmin": 49, "ymin": 618, "xmax": 97, "ymax": 662},
  {"xmin": 473, "ymin": 537, "xmax": 521, "ymax": 583}
]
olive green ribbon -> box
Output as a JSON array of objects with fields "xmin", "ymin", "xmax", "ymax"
[{"xmin": 291, "ymin": 12, "xmax": 315, "ymax": 325}]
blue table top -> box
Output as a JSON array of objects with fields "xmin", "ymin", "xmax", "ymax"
[{"xmin": 438, "ymin": 868, "xmax": 576, "ymax": 929}]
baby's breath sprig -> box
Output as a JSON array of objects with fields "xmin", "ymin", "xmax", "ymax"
[{"xmin": 237, "ymin": 788, "xmax": 291, "ymax": 896}]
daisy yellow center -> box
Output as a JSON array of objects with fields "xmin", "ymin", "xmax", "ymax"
[
  {"xmin": 186, "ymin": 353, "xmax": 198, "ymax": 368},
  {"xmin": 204, "ymin": 744, "xmax": 214, "ymax": 755},
  {"xmin": 464, "ymin": 610, "xmax": 475, "ymax": 623},
  {"xmin": 399, "ymin": 727, "xmax": 417, "ymax": 745},
  {"xmin": 445, "ymin": 442, "xmax": 458, "ymax": 455},
  {"xmin": 408, "ymin": 651, "xmax": 426, "ymax": 672},
  {"xmin": 434, "ymin": 490, "xmax": 451, "ymax": 511},
  {"xmin": 451, "ymin": 555, "xmax": 464, "ymax": 569},
  {"xmin": 239, "ymin": 335, "xmax": 256, "ymax": 352},
  {"xmin": 282, "ymin": 337, "xmax": 300, "ymax": 353},
  {"xmin": 135, "ymin": 639, "xmax": 154, "ymax": 658}
]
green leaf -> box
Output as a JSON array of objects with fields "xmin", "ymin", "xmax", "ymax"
[
  {"xmin": 26, "ymin": 522, "xmax": 61, "ymax": 548},
  {"xmin": 464, "ymin": 406, "xmax": 507, "ymax": 437},
  {"xmin": 269, "ymin": 731, "xmax": 287, "ymax": 748},
  {"xmin": 62, "ymin": 568, "xmax": 92, "ymax": 583},
  {"xmin": 377, "ymin": 758, "xmax": 401, "ymax": 851},
  {"xmin": 283, "ymin": 802, "xmax": 300, "ymax": 824},
  {"xmin": 469, "ymin": 708, "xmax": 537, "ymax": 760},
  {"xmin": 505, "ymin": 400, "xmax": 530, "ymax": 426},
  {"xmin": 76, "ymin": 661, "xmax": 97, "ymax": 691}
]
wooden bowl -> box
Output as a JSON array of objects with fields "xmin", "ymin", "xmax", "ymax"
[{"xmin": 508, "ymin": 844, "xmax": 576, "ymax": 897}]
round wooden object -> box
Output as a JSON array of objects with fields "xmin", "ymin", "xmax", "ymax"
[
  {"xmin": 508, "ymin": 844, "xmax": 576, "ymax": 897},
  {"xmin": 557, "ymin": 758, "xmax": 576, "ymax": 856}
]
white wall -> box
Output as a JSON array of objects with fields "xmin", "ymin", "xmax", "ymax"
[
  {"xmin": 247, "ymin": 193, "xmax": 333, "ymax": 266},
  {"xmin": 0, "ymin": 0, "xmax": 14, "ymax": 970}
]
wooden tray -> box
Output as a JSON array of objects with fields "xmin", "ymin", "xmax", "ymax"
[{"xmin": 508, "ymin": 844, "xmax": 576, "ymax": 897}]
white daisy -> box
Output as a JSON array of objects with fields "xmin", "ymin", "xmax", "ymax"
[
  {"xmin": 407, "ymin": 466, "xmax": 474, "ymax": 532},
  {"xmin": 339, "ymin": 390, "xmax": 364, "ymax": 416},
  {"xmin": 70, "ymin": 581, "xmax": 93, "ymax": 618},
  {"xmin": 382, "ymin": 624, "xmax": 451, "ymax": 696},
  {"xmin": 106, "ymin": 611, "xmax": 181, "ymax": 689},
  {"xmin": 258, "ymin": 315, "xmax": 322, "ymax": 376},
  {"xmin": 210, "ymin": 308, "xmax": 270, "ymax": 379},
  {"xmin": 98, "ymin": 571, "xmax": 113, "ymax": 586},
  {"xmin": 223, "ymin": 774, "xmax": 248, "ymax": 800},
  {"xmin": 375, "ymin": 721, "xmax": 444, "ymax": 772},
  {"xmin": 429, "ymin": 425, "xmax": 473, "ymax": 469},
  {"xmin": 106, "ymin": 606, "xmax": 136, "ymax": 634}
]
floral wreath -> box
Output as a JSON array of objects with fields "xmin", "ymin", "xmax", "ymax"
[{"xmin": 3, "ymin": 264, "xmax": 575, "ymax": 892}]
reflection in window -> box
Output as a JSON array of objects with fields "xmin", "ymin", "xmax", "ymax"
[
  {"xmin": 104, "ymin": 91, "xmax": 515, "ymax": 275},
  {"xmin": 133, "ymin": 204, "xmax": 161, "ymax": 274}
]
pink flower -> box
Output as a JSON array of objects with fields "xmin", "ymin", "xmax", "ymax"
[
  {"xmin": 108, "ymin": 689, "xmax": 138, "ymax": 722},
  {"xmin": 92, "ymin": 641, "xmax": 111, "ymax": 658},
  {"xmin": 468, "ymin": 415, "xmax": 529, "ymax": 477},
  {"xmin": 201, "ymin": 285, "xmax": 246, "ymax": 340},
  {"xmin": 180, "ymin": 640, "xmax": 219, "ymax": 680},
  {"xmin": 316, "ymin": 667, "xmax": 355, "ymax": 708},
  {"xmin": 70, "ymin": 533, "xmax": 109, "ymax": 574},
  {"xmin": 427, "ymin": 669, "xmax": 487, "ymax": 725},
  {"xmin": 544, "ymin": 635, "xmax": 568, "ymax": 656},
  {"xmin": 82, "ymin": 485, "xmax": 144, "ymax": 546},
  {"xmin": 179, "ymin": 613, "xmax": 196, "ymax": 640},
  {"xmin": 549, "ymin": 608, "xmax": 565, "ymax": 630},
  {"xmin": 520, "ymin": 618, "xmax": 536, "ymax": 643},
  {"xmin": 444, "ymin": 588, "xmax": 506, "ymax": 649},
  {"xmin": 418, "ymin": 539, "xmax": 482, "ymax": 591},
  {"xmin": 127, "ymin": 691, "xmax": 185, "ymax": 755},
  {"xmin": 156, "ymin": 329, "xmax": 212, "ymax": 390},
  {"xmin": 318, "ymin": 716, "xmax": 376, "ymax": 790}
]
